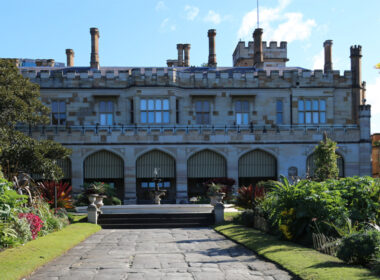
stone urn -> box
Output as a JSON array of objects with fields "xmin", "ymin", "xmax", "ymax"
[
  {"xmin": 209, "ymin": 192, "xmax": 225, "ymax": 206},
  {"xmin": 95, "ymin": 195, "xmax": 106, "ymax": 213},
  {"xmin": 88, "ymin": 194, "xmax": 99, "ymax": 207}
]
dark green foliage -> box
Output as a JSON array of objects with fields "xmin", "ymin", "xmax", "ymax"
[
  {"xmin": 313, "ymin": 134, "xmax": 339, "ymax": 181},
  {"xmin": 232, "ymin": 210, "xmax": 255, "ymax": 227},
  {"xmin": 74, "ymin": 182, "xmax": 122, "ymax": 206},
  {"xmin": 337, "ymin": 230, "xmax": 380, "ymax": 265}
]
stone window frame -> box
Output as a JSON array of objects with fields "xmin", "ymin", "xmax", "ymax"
[
  {"xmin": 99, "ymin": 100, "xmax": 114, "ymax": 126},
  {"xmin": 276, "ymin": 99, "xmax": 284, "ymax": 125},
  {"xmin": 298, "ymin": 98, "xmax": 326, "ymax": 124},
  {"xmin": 140, "ymin": 98, "xmax": 170, "ymax": 124},
  {"xmin": 51, "ymin": 100, "xmax": 66, "ymax": 125},
  {"xmin": 234, "ymin": 100, "xmax": 249, "ymax": 125},
  {"xmin": 194, "ymin": 100, "xmax": 211, "ymax": 125}
]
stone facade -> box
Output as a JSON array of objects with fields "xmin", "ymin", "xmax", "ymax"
[
  {"xmin": 16, "ymin": 27, "xmax": 372, "ymax": 204},
  {"xmin": 372, "ymin": 134, "xmax": 380, "ymax": 178}
]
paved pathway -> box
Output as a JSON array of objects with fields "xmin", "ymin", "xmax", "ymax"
[{"xmin": 28, "ymin": 228, "xmax": 293, "ymax": 280}]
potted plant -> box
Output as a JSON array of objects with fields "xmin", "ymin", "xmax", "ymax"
[
  {"xmin": 207, "ymin": 183, "xmax": 225, "ymax": 206},
  {"xmin": 86, "ymin": 182, "xmax": 107, "ymax": 210}
]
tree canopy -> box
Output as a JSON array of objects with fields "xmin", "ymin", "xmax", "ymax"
[
  {"xmin": 0, "ymin": 59, "xmax": 71, "ymax": 181},
  {"xmin": 313, "ymin": 132, "xmax": 339, "ymax": 181}
]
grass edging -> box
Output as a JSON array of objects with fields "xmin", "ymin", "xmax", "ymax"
[
  {"xmin": 215, "ymin": 223, "xmax": 379, "ymax": 280},
  {"xmin": 0, "ymin": 223, "xmax": 101, "ymax": 280}
]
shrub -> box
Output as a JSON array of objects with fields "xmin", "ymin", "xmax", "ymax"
[
  {"xmin": 313, "ymin": 133, "xmax": 339, "ymax": 181},
  {"xmin": 233, "ymin": 210, "xmax": 255, "ymax": 227},
  {"xmin": 74, "ymin": 182, "xmax": 121, "ymax": 206},
  {"xmin": 11, "ymin": 217, "xmax": 32, "ymax": 244},
  {"xmin": 41, "ymin": 181, "xmax": 73, "ymax": 209},
  {"xmin": 236, "ymin": 185, "xmax": 254, "ymax": 209},
  {"xmin": 18, "ymin": 213, "xmax": 43, "ymax": 239},
  {"xmin": 337, "ymin": 230, "xmax": 380, "ymax": 265}
]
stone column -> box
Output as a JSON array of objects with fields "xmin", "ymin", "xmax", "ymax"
[
  {"xmin": 253, "ymin": 28, "xmax": 264, "ymax": 69},
  {"xmin": 70, "ymin": 148, "xmax": 83, "ymax": 194},
  {"xmin": 323, "ymin": 40, "xmax": 333, "ymax": 72},
  {"xmin": 124, "ymin": 148, "xmax": 137, "ymax": 204},
  {"xmin": 359, "ymin": 104, "xmax": 372, "ymax": 176},
  {"xmin": 66, "ymin": 49, "xmax": 74, "ymax": 67},
  {"xmin": 177, "ymin": 44, "xmax": 184, "ymax": 67},
  {"xmin": 183, "ymin": 44, "xmax": 191, "ymax": 67},
  {"xmin": 176, "ymin": 149, "xmax": 188, "ymax": 203},
  {"xmin": 350, "ymin": 45, "xmax": 362, "ymax": 123},
  {"xmin": 207, "ymin": 29, "xmax": 217, "ymax": 68},
  {"xmin": 227, "ymin": 147, "xmax": 239, "ymax": 187},
  {"xmin": 90, "ymin": 27, "xmax": 100, "ymax": 69}
]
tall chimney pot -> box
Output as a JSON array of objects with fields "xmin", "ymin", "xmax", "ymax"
[
  {"xmin": 90, "ymin": 27, "xmax": 100, "ymax": 69},
  {"xmin": 66, "ymin": 49, "xmax": 74, "ymax": 67},
  {"xmin": 183, "ymin": 44, "xmax": 191, "ymax": 67},
  {"xmin": 253, "ymin": 28, "xmax": 264, "ymax": 69},
  {"xmin": 323, "ymin": 40, "xmax": 333, "ymax": 72},
  {"xmin": 208, "ymin": 29, "xmax": 217, "ymax": 67},
  {"xmin": 177, "ymin": 44, "xmax": 184, "ymax": 67}
]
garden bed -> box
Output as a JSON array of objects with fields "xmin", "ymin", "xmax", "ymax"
[
  {"xmin": 0, "ymin": 223, "xmax": 101, "ymax": 280},
  {"xmin": 215, "ymin": 223, "xmax": 378, "ymax": 280}
]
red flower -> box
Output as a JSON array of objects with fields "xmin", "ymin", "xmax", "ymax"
[{"xmin": 18, "ymin": 213, "xmax": 44, "ymax": 239}]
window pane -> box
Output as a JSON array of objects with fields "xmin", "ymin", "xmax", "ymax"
[
  {"xmin": 298, "ymin": 100, "xmax": 304, "ymax": 111},
  {"xmin": 320, "ymin": 100, "xmax": 326, "ymax": 111},
  {"xmin": 195, "ymin": 101, "xmax": 202, "ymax": 112},
  {"xmin": 142, "ymin": 182, "xmax": 148, "ymax": 188},
  {"xmin": 156, "ymin": 99, "xmax": 162, "ymax": 110},
  {"xmin": 203, "ymin": 101, "xmax": 209, "ymax": 112},
  {"xmin": 100, "ymin": 114, "xmax": 106, "ymax": 125},
  {"xmin": 107, "ymin": 101, "xmax": 113, "ymax": 112},
  {"xmin": 320, "ymin": 112, "xmax": 326, "ymax": 123},
  {"xmin": 60, "ymin": 113, "xmax": 66, "ymax": 121},
  {"xmin": 52, "ymin": 102, "xmax": 59, "ymax": 113},
  {"xmin": 140, "ymin": 99, "xmax": 146, "ymax": 110},
  {"xmin": 100, "ymin": 101, "xmax": 106, "ymax": 112},
  {"xmin": 59, "ymin": 102, "xmax": 66, "ymax": 112},
  {"xmin": 149, "ymin": 182, "xmax": 155, "ymax": 188},
  {"xmin": 242, "ymin": 101, "xmax": 249, "ymax": 112},
  {"xmin": 52, "ymin": 114, "xmax": 59, "ymax": 125},
  {"xmin": 203, "ymin": 113, "xmax": 210, "ymax": 124},
  {"xmin": 305, "ymin": 100, "xmax": 311, "ymax": 110},
  {"xmin": 148, "ymin": 112, "xmax": 154, "ymax": 123},
  {"xmin": 312, "ymin": 112, "xmax": 319, "ymax": 124},
  {"xmin": 163, "ymin": 99, "xmax": 169, "ymax": 110},
  {"xmin": 276, "ymin": 100, "xmax": 283, "ymax": 112},
  {"xmin": 235, "ymin": 101, "xmax": 242, "ymax": 112},
  {"xmin": 236, "ymin": 113, "xmax": 242, "ymax": 125},
  {"xmin": 306, "ymin": 112, "xmax": 312, "ymax": 124},
  {"xmin": 155, "ymin": 112, "xmax": 162, "ymax": 123},
  {"xmin": 164, "ymin": 181, "xmax": 170, "ymax": 188},
  {"xmin": 163, "ymin": 112, "xmax": 169, "ymax": 123},
  {"xmin": 148, "ymin": 99, "xmax": 154, "ymax": 110},
  {"xmin": 243, "ymin": 113, "xmax": 249, "ymax": 124},
  {"xmin": 277, "ymin": 113, "xmax": 283, "ymax": 124},
  {"xmin": 298, "ymin": 112, "xmax": 304, "ymax": 124},
  {"xmin": 107, "ymin": 114, "xmax": 113, "ymax": 125},
  {"xmin": 141, "ymin": 112, "xmax": 147, "ymax": 123},
  {"xmin": 312, "ymin": 100, "xmax": 318, "ymax": 111}
]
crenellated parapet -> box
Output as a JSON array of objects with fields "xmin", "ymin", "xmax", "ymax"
[{"xmin": 20, "ymin": 67, "xmax": 353, "ymax": 89}]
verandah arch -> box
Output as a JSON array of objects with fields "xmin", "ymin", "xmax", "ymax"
[
  {"xmin": 136, "ymin": 150, "xmax": 176, "ymax": 203},
  {"xmin": 238, "ymin": 149, "xmax": 277, "ymax": 187},
  {"xmin": 83, "ymin": 150, "xmax": 124, "ymax": 201},
  {"xmin": 187, "ymin": 149, "xmax": 227, "ymax": 198},
  {"xmin": 306, "ymin": 152, "xmax": 344, "ymax": 178}
]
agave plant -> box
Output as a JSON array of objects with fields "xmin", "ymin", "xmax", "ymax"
[{"xmin": 41, "ymin": 181, "xmax": 73, "ymax": 209}]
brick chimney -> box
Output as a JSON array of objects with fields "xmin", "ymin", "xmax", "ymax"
[
  {"xmin": 208, "ymin": 29, "xmax": 217, "ymax": 67},
  {"xmin": 90, "ymin": 27, "xmax": 100, "ymax": 69},
  {"xmin": 66, "ymin": 49, "xmax": 74, "ymax": 67},
  {"xmin": 177, "ymin": 44, "xmax": 184, "ymax": 67},
  {"xmin": 183, "ymin": 44, "xmax": 191, "ymax": 67},
  {"xmin": 253, "ymin": 28, "xmax": 264, "ymax": 69},
  {"xmin": 323, "ymin": 40, "xmax": 333, "ymax": 72}
]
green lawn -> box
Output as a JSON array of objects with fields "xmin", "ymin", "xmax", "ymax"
[
  {"xmin": 215, "ymin": 223, "xmax": 379, "ymax": 280},
  {"xmin": 0, "ymin": 223, "xmax": 101, "ymax": 280}
]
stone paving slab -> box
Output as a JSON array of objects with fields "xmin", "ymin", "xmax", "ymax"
[{"xmin": 27, "ymin": 228, "xmax": 293, "ymax": 280}]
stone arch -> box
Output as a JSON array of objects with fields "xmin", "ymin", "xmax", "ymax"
[
  {"xmin": 306, "ymin": 152, "xmax": 344, "ymax": 178},
  {"xmin": 238, "ymin": 149, "xmax": 277, "ymax": 187},
  {"xmin": 57, "ymin": 157, "xmax": 72, "ymax": 182}
]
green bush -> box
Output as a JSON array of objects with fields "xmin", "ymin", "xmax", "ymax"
[
  {"xmin": 74, "ymin": 182, "xmax": 121, "ymax": 206},
  {"xmin": 232, "ymin": 210, "xmax": 255, "ymax": 227},
  {"xmin": 11, "ymin": 217, "xmax": 32, "ymax": 244},
  {"xmin": 337, "ymin": 230, "xmax": 380, "ymax": 265}
]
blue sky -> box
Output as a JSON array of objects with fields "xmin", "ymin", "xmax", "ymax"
[{"xmin": 1, "ymin": 0, "xmax": 379, "ymax": 132}]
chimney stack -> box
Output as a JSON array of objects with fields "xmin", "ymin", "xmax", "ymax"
[
  {"xmin": 90, "ymin": 27, "xmax": 100, "ymax": 69},
  {"xmin": 66, "ymin": 49, "xmax": 74, "ymax": 67},
  {"xmin": 253, "ymin": 28, "xmax": 264, "ymax": 69},
  {"xmin": 177, "ymin": 44, "xmax": 184, "ymax": 66},
  {"xmin": 350, "ymin": 45, "xmax": 364, "ymax": 123},
  {"xmin": 208, "ymin": 29, "xmax": 217, "ymax": 67},
  {"xmin": 183, "ymin": 44, "xmax": 191, "ymax": 67},
  {"xmin": 323, "ymin": 40, "xmax": 333, "ymax": 72}
]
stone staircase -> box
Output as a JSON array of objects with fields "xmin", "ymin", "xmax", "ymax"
[{"xmin": 97, "ymin": 213, "xmax": 215, "ymax": 229}]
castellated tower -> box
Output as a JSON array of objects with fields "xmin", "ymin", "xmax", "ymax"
[{"xmin": 350, "ymin": 45, "xmax": 363, "ymax": 123}]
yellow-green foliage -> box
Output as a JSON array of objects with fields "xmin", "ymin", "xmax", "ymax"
[
  {"xmin": 0, "ymin": 223, "xmax": 101, "ymax": 280},
  {"xmin": 215, "ymin": 224, "xmax": 378, "ymax": 280}
]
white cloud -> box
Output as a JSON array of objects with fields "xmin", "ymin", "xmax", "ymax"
[
  {"xmin": 312, "ymin": 49, "xmax": 324, "ymax": 70},
  {"xmin": 366, "ymin": 76, "xmax": 380, "ymax": 133},
  {"xmin": 155, "ymin": 1, "xmax": 167, "ymax": 11},
  {"xmin": 237, "ymin": 0, "xmax": 316, "ymax": 43},
  {"xmin": 160, "ymin": 18, "xmax": 176, "ymax": 32},
  {"xmin": 204, "ymin": 10, "xmax": 222, "ymax": 25},
  {"xmin": 184, "ymin": 5, "xmax": 199, "ymax": 21}
]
